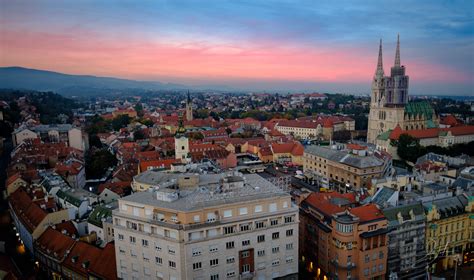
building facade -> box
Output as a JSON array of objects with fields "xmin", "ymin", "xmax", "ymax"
[
  {"xmin": 367, "ymin": 36, "xmax": 439, "ymax": 144},
  {"xmin": 113, "ymin": 172, "xmax": 299, "ymax": 280},
  {"xmin": 382, "ymin": 203, "xmax": 427, "ymax": 279},
  {"xmin": 299, "ymin": 192, "xmax": 389, "ymax": 280}
]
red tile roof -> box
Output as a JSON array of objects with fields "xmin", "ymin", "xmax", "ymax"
[
  {"xmin": 35, "ymin": 227, "xmax": 76, "ymax": 261},
  {"xmin": 88, "ymin": 242, "xmax": 117, "ymax": 280},
  {"xmin": 349, "ymin": 204, "xmax": 385, "ymax": 223},
  {"xmin": 389, "ymin": 125, "xmax": 474, "ymax": 140},
  {"xmin": 98, "ymin": 181, "xmax": 132, "ymax": 196},
  {"xmin": 139, "ymin": 159, "xmax": 179, "ymax": 172},
  {"xmin": 303, "ymin": 192, "xmax": 356, "ymax": 217},
  {"xmin": 9, "ymin": 188, "xmax": 47, "ymax": 233},
  {"xmin": 54, "ymin": 221, "xmax": 79, "ymax": 237},
  {"xmin": 63, "ymin": 241, "xmax": 102, "ymax": 276}
]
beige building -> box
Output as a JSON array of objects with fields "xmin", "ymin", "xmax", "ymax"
[
  {"xmin": 303, "ymin": 145, "xmax": 391, "ymax": 192},
  {"xmin": 113, "ymin": 172, "xmax": 299, "ymax": 280}
]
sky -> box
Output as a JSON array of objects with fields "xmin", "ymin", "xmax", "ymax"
[{"xmin": 1, "ymin": 0, "xmax": 473, "ymax": 95}]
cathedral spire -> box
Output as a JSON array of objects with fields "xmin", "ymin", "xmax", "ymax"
[
  {"xmin": 187, "ymin": 90, "xmax": 191, "ymax": 103},
  {"xmin": 375, "ymin": 39, "xmax": 384, "ymax": 77},
  {"xmin": 394, "ymin": 34, "xmax": 401, "ymax": 67}
]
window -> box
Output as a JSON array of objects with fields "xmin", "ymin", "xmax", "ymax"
[
  {"xmin": 364, "ymin": 268, "xmax": 369, "ymax": 276},
  {"xmin": 286, "ymin": 243, "xmax": 293, "ymax": 250},
  {"xmin": 155, "ymin": 257, "xmax": 162, "ymax": 264},
  {"xmin": 240, "ymin": 224, "xmax": 250, "ymax": 232},
  {"xmin": 257, "ymin": 250, "xmax": 265, "ymax": 257},
  {"xmin": 169, "ymin": 261, "xmax": 176, "ymax": 268},
  {"xmin": 368, "ymin": 224, "xmax": 377, "ymax": 231},
  {"xmin": 224, "ymin": 226, "xmax": 235, "ymax": 235},
  {"xmin": 379, "ymin": 251, "xmax": 384, "ymax": 259},
  {"xmin": 211, "ymin": 274, "xmax": 219, "ymax": 280},
  {"xmin": 239, "ymin": 207, "xmax": 248, "ymax": 215},
  {"xmin": 118, "ymin": 234, "xmax": 124, "ymax": 240},
  {"xmin": 365, "ymin": 254, "xmax": 369, "ymax": 263},
  {"xmin": 209, "ymin": 245, "xmax": 219, "ymax": 253},
  {"xmin": 226, "ymin": 256, "xmax": 235, "ymax": 264},
  {"xmin": 372, "ymin": 265, "xmax": 377, "ymax": 273},
  {"xmin": 269, "ymin": 203, "xmax": 277, "ymax": 212},
  {"xmin": 227, "ymin": 271, "xmax": 236, "ymax": 278},
  {"xmin": 223, "ymin": 210, "xmax": 233, "ymax": 218},
  {"xmin": 130, "ymin": 250, "xmax": 137, "ymax": 257},
  {"xmin": 143, "ymin": 253, "xmax": 150, "ymax": 262},
  {"xmin": 270, "ymin": 219, "xmax": 279, "ymax": 226},
  {"xmin": 142, "ymin": 239, "xmax": 148, "ymax": 247},
  {"xmin": 255, "ymin": 205, "xmax": 262, "ymax": 213},
  {"xmin": 207, "ymin": 213, "xmax": 217, "ymax": 223},
  {"xmin": 286, "ymin": 256, "xmax": 293, "ymax": 263},
  {"xmin": 129, "ymin": 236, "xmax": 136, "ymax": 244},
  {"xmin": 242, "ymin": 240, "xmax": 250, "ymax": 246},
  {"xmin": 168, "ymin": 246, "xmax": 176, "ymax": 254},
  {"xmin": 193, "ymin": 215, "xmax": 200, "ymax": 222},
  {"xmin": 272, "ymin": 232, "xmax": 280, "ymax": 240},
  {"xmin": 257, "ymin": 235, "xmax": 265, "ymax": 243},
  {"xmin": 241, "ymin": 251, "xmax": 250, "ymax": 258},
  {"xmin": 284, "ymin": 216, "xmax": 294, "ymax": 223},
  {"xmin": 379, "ymin": 264, "xmax": 384, "ymax": 272},
  {"xmin": 283, "ymin": 201, "xmax": 288, "ymax": 208},
  {"xmin": 155, "ymin": 243, "xmax": 162, "ymax": 251},
  {"xmin": 272, "ymin": 259, "xmax": 280, "ymax": 266},
  {"xmin": 242, "ymin": 264, "xmax": 250, "ymax": 273},
  {"xmin": 192, "ymin": 248, "xmax": 202, "ymax": 257},
  {"xmin": 210, "ymin": 259, "xmax": 219, "ymax": 266},
  {"xmin": 286, "ymin": 229, "xmax": 293, "ymax": 237},
  {"xmin": 226, "ymin": 241, "xmax": 235, "ymax": 249},
  {"xmin": 255, "ymin": 221, "xmax": 265, "ymax": 229},
  {"xmin": 272, "ymin": 246, "xmax": 280, "ymax": 254},
  {"xmin": 336, "ymin": 223, "xmax": 353, "ymax": 233},
  {"xmin": 193, "ymin": 262, "xmax": 202, "ymax": 270}
]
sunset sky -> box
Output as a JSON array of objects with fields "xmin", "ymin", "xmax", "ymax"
[{"xmin": 1, "ymin": 0, "xmax": 473, "ymax": 95}]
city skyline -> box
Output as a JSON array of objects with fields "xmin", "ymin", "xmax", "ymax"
[{"xmin": 1, "ymin": 0, "xmax": 473, "ymax": 95}]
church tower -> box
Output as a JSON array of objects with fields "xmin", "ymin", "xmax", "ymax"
[
  {"xmin": 174, "ymin": 114, "xmax": 190, "ymax": 162},
  {"xmin": 367, "ymin": 35, "xmax": 409, "ymax": 144},
  {"xmin": 185, "ymin": 91, "xmax": 193, "ymax": 121}
]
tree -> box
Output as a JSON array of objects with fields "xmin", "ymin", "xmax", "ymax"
[
  {"xmin": 111, "ymin": 115, "xmax": 131, "ymax": 131},
  {"xmin": 133, "ymin": 130, "xmax": 146, "ymax": 140},
  {"xmin": 85, "ymin": 149, "xmax": 117, "ymax": 179},
  {"xmin": 392, "ymin": 134, "xmax": 425, "ymax": 163}
]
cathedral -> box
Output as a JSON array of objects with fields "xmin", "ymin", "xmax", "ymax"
[{"xmin": 367, "ymin": 35, "xmax": 439, "ymax": 144}]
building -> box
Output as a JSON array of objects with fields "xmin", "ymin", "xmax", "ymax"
[
  {"xmin": 382, "ymin": 203, "xmax": 427, "ymax": 279},
  {"xmin": 87, "ymin": 202, "xmax": 117, "ymax": 246},
  {"xmin": 9, "ymin": 188, "xmax": 71, "ymax": 253},
  {"xmin": 303, "ymin": 145, "xmax": 391, "ymax": 192},
  {"xmin": 274, "ymin": 115, "xmax": 355, "ymax": 140},
  {"xmin": 423, "ymin": 194, "xmax": 474, "ymax": 271},
  {"xmin": 186, "ymin": 91, "xmax": 193, "ymax": 121},
  {"xmin": 367, "ymin": 36, "xmax": 439, "ymax": 144},
  {"xmin": 113, "ymin": 172, "xmax": 299, "ymax": 280},
  {"xmin": 299, "ymin": 192, "xmax": 389, "ymax": 280},
  {"xmin": 12, "ymin": 124, "xmax": 86, "ymax": 151},
  {"xmin": 375, "ymin": 125, "xmax": 474, "ymax": 158}
]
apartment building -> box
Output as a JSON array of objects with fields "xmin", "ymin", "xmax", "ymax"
[
  {"xmin": 423, "ymin": 194, "xmax": 474, "ymax": 271},
  {"xmin": 382, "ymin": 203, "xmax": 427, "ymax": 279},
  {"xmin": 12, "ymin": 124, "xmax": 86, "ymax": 151},
  {"xmin": 113, "ymin": 172, "xmax": 299, "ymax": 280},
  {"xmin": 303, "ymin": 145, "xmax": 391, "ymax": 192},
  {"xmin": 299, "ymin": 192, "xmax": 389, "ymax": 280}
]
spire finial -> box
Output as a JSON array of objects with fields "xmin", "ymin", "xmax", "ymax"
[
  {"xmin": 394, "ymin": 34, "xmax": 401, "ymax": 67},
  {"xmin": 187, "ymin": 90, "xmax": 191, "ymax": 102},
  {"xmin": 375, "ymin": 39, "xmax": 384, "ymax": 77}
]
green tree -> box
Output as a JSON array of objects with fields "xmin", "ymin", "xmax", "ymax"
[
  {"xmin": 85, "ymin": 149, "xmax": 117, "ymax": 179},
  {"xmin": 391, "ymin": 134, "xmax": 425, "ymax": 163},
  {"xmin": 111, "ymin": 115, "xmax": 131, "ymax": 131}
]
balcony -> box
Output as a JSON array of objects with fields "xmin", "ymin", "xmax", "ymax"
[{"xmin": 240, "ymin": 272, "xmax": 255, "ymax": 279}]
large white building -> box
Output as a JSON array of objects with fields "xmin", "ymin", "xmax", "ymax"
[
  {"xmin": 12, "ymin": 124, "xmax": 86, "ymax": 151},
  {"xmin": 113, "ymin": 172, "xmax": 299, "ymax": 280}
]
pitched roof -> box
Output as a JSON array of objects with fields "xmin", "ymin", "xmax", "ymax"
[
  {"xmin": 63, "ymin": 241, "xmax": 102, "ymax": 276},
  {"xmin": 9, "ymin": 188, "xmax": 47, "ymax": 232},
  {"xmin": 35, "ymin": 227, "xmax": 76, "ymax": 261},
  {"xmin": 98, "ymin": 181, "xmax": 132, "ymax": 196},
  {"xmin": 303, "ymin": 192, "xmax": 357, "ymax": 218},
  {"xmin": 88, "ymin": 242, "xmax": 117, "ymax": 280},
  {"xmin": 87, "ymin": 204, "xmax": 114, "ymax": 227},
  {"xmin": 405, "ymin": 101, "xmax": 435, "ymax": 120},
  {"xmin": 139, "ymin": 159, "xmax": 179, "ymax": 172}
]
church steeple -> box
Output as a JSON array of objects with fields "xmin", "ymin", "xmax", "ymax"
[
  {"xmin": 375, "ymin": 39, "xmax": 384, "ymax": 77},
  {"xmin": 394, "ymin": 34, "xmax": 401, "ymax": 67}
]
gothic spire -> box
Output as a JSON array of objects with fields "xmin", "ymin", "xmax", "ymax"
[
  {"xmin": 187, "ymin": 90, "xmax": 191, "ymax": 103},
  {"xmin": 394, "ymin": 34, "xmax": 401, "ymax": 67},
  {"xmin": 375, "ymin": 39, "xmax": 384, "ymax": 77}
]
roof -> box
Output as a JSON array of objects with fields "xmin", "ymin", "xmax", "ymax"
[
  {"xmin": 303, "ymin": 192, "xmax": 356, "ymax": 218},
  {"xmin": 98, "ymin": 181, "xmax": 132, "ymax": 196},
  {"xmin": 87, "ymin": 203, "xmax": 117, "ymax": 227},
  {"xmin": 56, "ymin": 189, "xmax": 85, "ymax": 207},
  {"xmin": 271, "ymin": 142, "xmax": 304, "ymax": 156},
  {"xmin": 88, "ymin": 242, "xmax": 117, "ymax": 280},
  {"xmin": 54, "ymin": 221, "xmax": 79, "ymax": 237},
  {"xmin": 9, "ymin": 188, "xmax": 47, "ymax": 233},
  {"xmin": 382, "ymin": 203, "xmax": 425, "ymax": 226},
  {"xmin": 423, "ymin": 194, "xmax": 469, "ymax": 218},
  {"xmin": 305, "ymin": 145, "xmax": 385, "ymax": 169},
  {"xmin": 371, "ymin": 187, "xmax": 397, "ymax": 207},
  {"xmin": 63, "ymin": 242, "xmax": 102, "ymax": 276},
  {"xmin": 35, "ymin": 227, "xmax": 76, "ymax": 261},
  {"xmin": 405, "ymin": 101, "xmax": 435, "ymax": 120},
  {"xmin": 349, "ymin": 204, "xmax": 385, "ymax": 223},
  {"xmin": 139, "ymin": 159, "xmax": 179, "ymax": 172}
]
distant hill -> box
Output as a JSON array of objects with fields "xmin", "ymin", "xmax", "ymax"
[{"xmin": 0, "ymin": 66, "xmax": 188, "ymax": 95}]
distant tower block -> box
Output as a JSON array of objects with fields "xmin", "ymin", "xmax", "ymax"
[{"xmin": 185, "ymin": 91, "xmax": 193, "ymax": 121}]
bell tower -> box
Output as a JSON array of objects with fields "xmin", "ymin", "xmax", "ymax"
[{"xmin": 185, "ymin": 91, "xmax": 193, "ymax": 121}]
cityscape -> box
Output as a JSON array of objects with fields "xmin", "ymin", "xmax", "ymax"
[{"xmin": 0, "ymin": 1, "xmax": 473, "ymax": 280}]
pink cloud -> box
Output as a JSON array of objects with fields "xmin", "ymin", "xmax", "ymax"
[{"xmin": 0, "ymin": 28, "xmax": 470, "ymax": 84}]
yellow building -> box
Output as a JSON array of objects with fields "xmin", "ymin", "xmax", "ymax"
[{"xmin": 424, "ymin": 194, "xmax": 474, "ymax": 270}]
